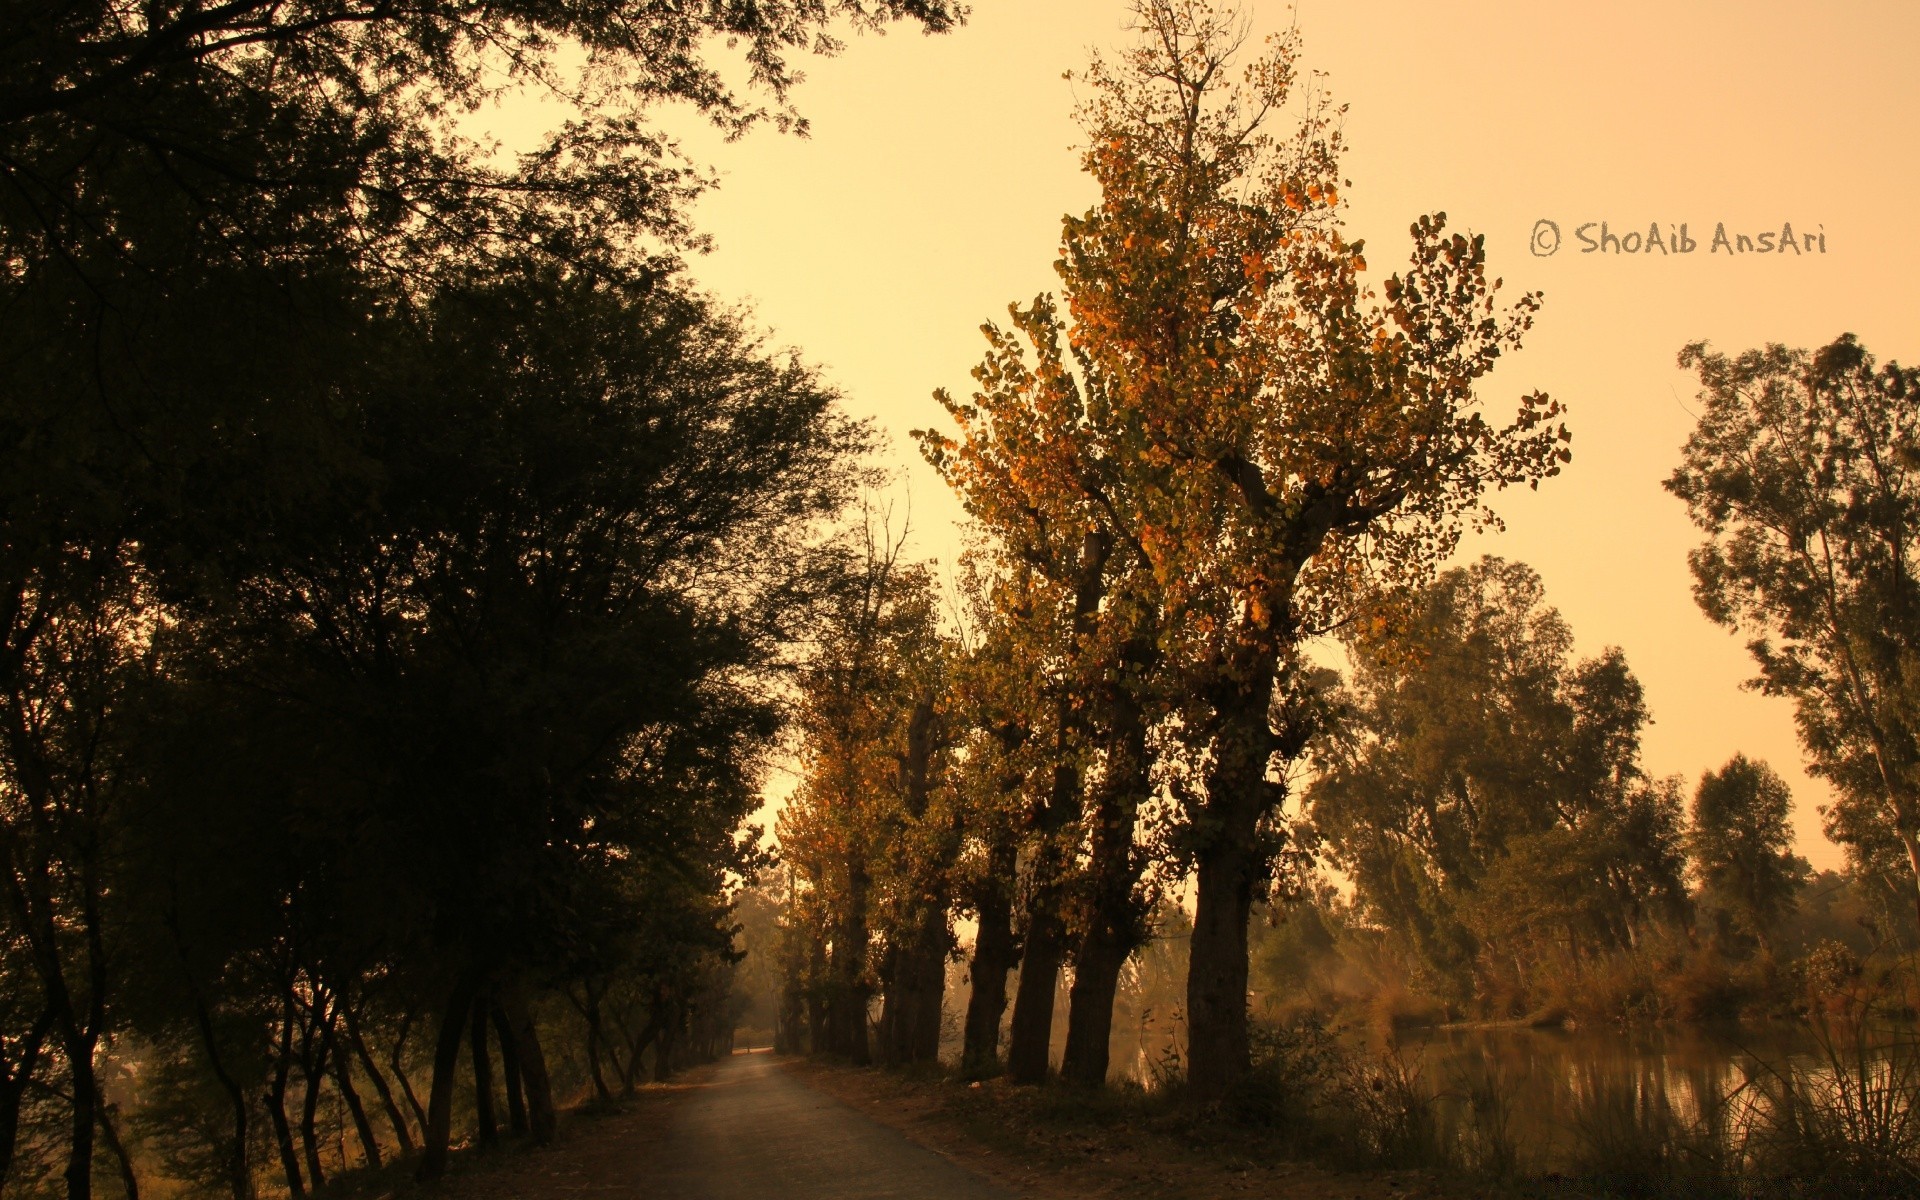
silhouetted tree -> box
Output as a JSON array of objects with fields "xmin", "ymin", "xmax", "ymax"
[
  {"xmin": 1690, "ymin": 755, "xmax": 1811, "ymax": 956},
  {"xmin": 1668, "ymin": 334, "xmax": 1920, "ymax": 927}
]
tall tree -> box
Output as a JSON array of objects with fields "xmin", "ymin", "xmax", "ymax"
[
  {"xmin": 926, "ymin": 0, "xmax": 1567, "ymax": 1101},
  {"xmin": 1667, "ymin": 335, "xmax": 1920, "ymax": 925},
  {"xmin": 920, "ymin": 292, "xmax": 1166, "ymax": 1083},
  {"xmin": 1689, "ymin": 755, "xmax": 1811, "ymax": 956},
  {"xmin": 777, "ymin": 521, "xmax": 954, "ymax": 1066}
]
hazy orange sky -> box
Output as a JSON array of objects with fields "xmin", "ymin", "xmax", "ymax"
[{"xmin": 497, "ymin": 1, "xmax": 1920, "ymax": 869}]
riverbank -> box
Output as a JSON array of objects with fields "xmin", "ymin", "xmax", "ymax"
[{"xmin": 787, "ymin": 1058, "xmax": 1463, "ymax": 1200}]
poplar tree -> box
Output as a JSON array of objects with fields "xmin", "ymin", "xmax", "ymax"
[{"xmin": 926, "ymin": 0, "xmax": 1567, "ymax": 1101}]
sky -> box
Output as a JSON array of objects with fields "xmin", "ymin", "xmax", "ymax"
[{"xmin": 496, "ymin": 1, "xmax": 1920, "ymax": 869}]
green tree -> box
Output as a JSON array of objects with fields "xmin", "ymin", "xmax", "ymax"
[
  {"xmin": 1309, "ymin": 558, "xmax": 1690, "ymax": 1008},
  {"xmin": 1667, "ymin": 335, "xmax": 1920, "ymax": 926},
  {"xmin": 1689, "ymin": 755, "xmax": 1811, "ymax": 956}
]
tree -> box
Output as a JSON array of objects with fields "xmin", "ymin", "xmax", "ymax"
[
  {"xmin": 1667, "ymin": 335, "xmax": 1920, "ymax": 926},
  {"xmin": 1689, "ymin": 755, "xmax": 1811, "ymax": 956},
  {"xmin": 777, "ymin": 518, "xmax": 956, "ymax": 1067},
  {"xmin": 924, "ymin": 0, "xmax": 1567, "ymax": 1101},
  {"xmin": 1309, "ymin": 558, "xmax": 1689, "ymax": 1008},
  {"xmin": 0, "ymin": 552, "xmax": 152, "ymax": 1200},
  {"xmin": 1, "ymin": 2, "xmax": 962, "ymax": 1189},
  {"xmin": 919, "ymin": 292, "xmax": 1167, "ymax": 1084},
  {"xmin": 1, "ymin": 0, "xmax": 963, "ymax": 287}
]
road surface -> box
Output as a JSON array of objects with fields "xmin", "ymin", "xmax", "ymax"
[{"xmin": 644, "ymin": 1050, "xmax": 1017, "ymax": 1199}]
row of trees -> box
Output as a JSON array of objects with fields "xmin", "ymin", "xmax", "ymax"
[
  {"xmin": 776, "ymin": 0, "xmax": 1570, "ymax": 1103},
  {"xmin": 0, "ymin": 1, "xmax": 962, "ymax": 1196},
  {"xmin": 772, "ymin": 0, "xmax": 1920, "ymax": 1105}
]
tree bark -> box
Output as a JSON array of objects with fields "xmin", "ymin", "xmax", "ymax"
[
  {"xmin": 489, "ymin": 1005, "xmax": 526, "ymax": 1135},
  {"xmin": 468, "ymin": 1002, "xmax": 497, "ymax": 1147},
  {"xmin": 96, "ymin": 1101, "xmax": 140, "ymax": 1200},
  {"xmin": 1184, "ymin": 634, "xmax": 1297, "ymax": 1107},
  {"xmin": 961, "ymin": 835, "xmax": 1019, "ymax": 1077},
  {"xmin": 907, "ymin": 908, "xmax": 951, "ymax": 1063},
  {"xmin": 653, "ymin": 1000, "xmax": 678, "ymax": 1082},
  {"xmin": 1061, "ymin": 924, "xmax": 1132, "ymax": 1088},
  {"xmin": 187, "ymin": 992, "xmax": 254, "ymax": 1200},
  {"xmin": 344, "ymin": 1007, "xmax": 414, "ymax": 1154},
  {"xmin": 499, "ymin": 987, "xmax": 557, "ymax": 1144},
  {"xmin": 1005, "ymin": 898, "xmax": 1065, "ymax": 1084},
  {"xmin": 0, "ymin": 1005, "xmax": 53, "ymax": 1193},
  {"xmin": 829, "ymin": 860, "xmax": 873, "ymax": 1064},
  {"xmin": 619, "ymin": 1013, "xmax": 657, "ymax": 1094},
  {"xmin": 880, "ymin": 692, "xmax": 952, "ymax": 1066},
  {"xmin": 1007, "ymin": 757, "xmax": 1083, "ymax": 1085},
  {"xmin": 267, "ymin": 1010, "xmax": 304, "ymax": 1200},
  {"xmin": 1186, "ymin": 828, "xmax": 1257, "ymax": 1105},
  {"xmin": 388, "ymin": 1007, "xmax": 429, "ymax": 1135},
  {"xmin": 326, "ymin": 1017, "xmax": 382, "ymax": 1169},
  {"xmin": 414, "ymin": 981, "xmax": 474, "ymax": 1182},
  {"xmin": 1061, "ymin": 697, "xmax": 1152, "ymax": 1088},
  {"xmin": 296, "ymin": 1022, "xmax": 328, "ymax": 1192},
  {"xmin": 804, "ymin": 939, "xmax": 828, "ymax": 1056},
  {"xmin": 1899, "ymin": 827, "xmax": 1920, "ymax": 938},
  {"xmin": 575, "ymin": 982, "xmax": 613, "ymax": 1101}
]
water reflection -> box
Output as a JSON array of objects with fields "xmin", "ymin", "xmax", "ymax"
[{"xmin": 1406, "ymin": 1021, "xmax": 1916, "ymax": 1172}]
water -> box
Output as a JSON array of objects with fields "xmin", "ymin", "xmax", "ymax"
[{"xmin": 1399, "ymin": 1021, "xmax": 1917, "ymax": 1172}]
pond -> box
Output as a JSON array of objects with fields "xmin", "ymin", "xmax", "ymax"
[{"xmin": 1399, "ymin": 1020, "xmax": 1919, "ymax": 1174}]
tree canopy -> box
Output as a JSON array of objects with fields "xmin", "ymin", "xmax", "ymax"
[
  {"xmin": 1309, "ymin": 557, "xmax": 1689, "ymax": 1008},
  {"xmin": 1667, "ymin": 334, "xmax": 1920, "ymax": 923}
]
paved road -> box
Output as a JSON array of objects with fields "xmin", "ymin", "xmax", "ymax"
[{"xmin": 647, "ymin": 1051, "xmax": 1018, "ymax": 1200}]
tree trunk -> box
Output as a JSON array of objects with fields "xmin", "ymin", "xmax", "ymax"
[
  {"xmin": 296, "ymin": 1027, "xmax": 328, "ymax": 1192},
  {"xmin": 489, "ymin": 1006, "xmax": 527, "ymax": 1135},
  {"xmin": 1185, "ymin": 639, "xmax": 1291, "ymax": 1107},
  {"xmin": 414, "ymin": 981, "xmax": 474, "ymax": 1182},
  {"xmin": 1899, "ymin": 827, "xmax": 1920, "ymax": 940},
  {"xmin": 1061, "ymin": 701, "xmax": 1152, "ymax": 1088},
  {"xmin": 775, "ymin": 980, "xmax": 804, "ymax": 1056},
  {"xmin": 1005, "ymin": 900, "xmax": 1065, "ymax": 1084},
  {"xmin": 882, "ymin": 691, "xmax": 951, "ymax": 1067},
  {"xmin": 1061, "ymin": 924, "xmax": 1132, "ymax": 1088},
  {"xmin": 875, "ymin": 943, "xmax": 902, "ymax": 1064},
  {"xmin": 907, "ymin": 907, "xmax": 951, "ymax": 1063},
  {"xmin": 653, "ymin": 1003, "xmax": 677, "ymax": 1082},
  {"xmin": 577, "ymin": 983, "xmax": 613, "ymax": 1101},
  {"xmin": 961, "ymin": 836, "xmax": 1019, "ymax": 1077},
  {"xmin": 326, "ymin": 1019, "xmax": 382, "ymax": 1169},
  {"xmin": 468, "ymin": 1003, "xmax": 497, "ymax": 1147},
  {"xmin": 59, "ymin": 990, "xmax": 101, "ymax": 1200},
  {"xmin": 388, "ymin": 1008, "xmax": 429, "ymax": 1135},
  {"xmin": 96, "ymin": 1102, "xmax": 139, "ymax": 1200},
  {"xmin": 805, "ymin": 939, "xmax": 828, "ymax": 1055},
  {"xmin": 499, "ymin": 987, "xmax": 557, "ymax": 1145},
  {"xmin": 829, "ymin": 860, "xmax": 872, "ymax": 1064},
  {"xmin": 0, "ymin": 1005, "xmax": 53, "ymax": 1193},
  {"xmin": 185, "ymin": 993, "xmax": 254, "ymax": 1200},
  {"xmin": 1008, "ymin": 759, "xmax": 1081, "ymax": 1085},
  {"xmin": 1186, "ymin": 830, "xmax": 1257, "ymax": 1105},
  {"xmin": 344, "ymin": 1007, "xmax": 414, "ymax": 1155},
  {"xmin": 618, "ymin": 1014, "xmax": 657, "ymax": 1094},
  {"xmin": 881, "ymin": 912, "xmax": 950, "ymax": 1066},
  {"xmin": 267, "ymin": 1033, "xmax": 304, "ymax": 1200}
]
